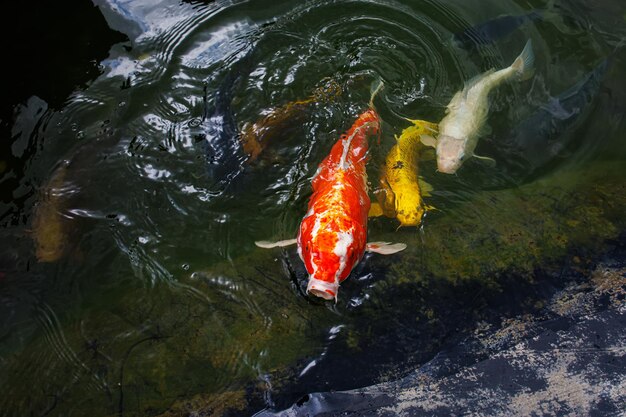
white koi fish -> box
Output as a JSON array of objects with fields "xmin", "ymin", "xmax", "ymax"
[{"xmin": 421, "ymin": 39, "xmax": 535, "ymax": 174}]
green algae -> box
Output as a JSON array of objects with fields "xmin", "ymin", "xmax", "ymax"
[
  {"xmin": 3, "ymin": 160, "xmax": 625, "ymax": 416},
  {"xmin": 386, "ymin": 161, "xmax": 626, "ymax": 287},
  {"xmin": 330, "ymin": 160, "xmax": 626, "ymax": 366},
  {"xmin": 156, "ymin": 390, "xmax": 247, "ymax": 417},
  {"xmin": 116, "ymin": 160, "xmax": 626, "ymax": 414},
  {"xmin": 0, "ymin": 246, "xmax": 333, "ymax": 416}
]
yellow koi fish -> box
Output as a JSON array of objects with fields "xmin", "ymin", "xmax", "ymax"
[
  {"xmin": 370, "ymin": 119, "xmax": 438, "ymax": 227},
  {"xmin": 239, "ymin": 80, "xmax": 342, "ymax": 162}
]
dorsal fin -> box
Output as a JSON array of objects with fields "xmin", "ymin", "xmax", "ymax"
[
  {"xmin": 447, "ymin": 90, "xmax": 465, "ymax": 111},
  {"xmin": 462, "ymin": 69, "xmax": 495, "ymax": 98}
]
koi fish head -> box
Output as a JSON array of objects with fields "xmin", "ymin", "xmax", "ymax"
[
  {"xmin": 299, "ymin": 226, "xmax": 366, "ymax": 301},
  {"xmin": 396, "ymin": 205, "xmax": 425, "ymax": 228},
  {"xmin": 307, "ymin": 277, "xmax": 339, "ymax": 301},
  {"xmin": 436, "ymin": 135, "xmax": 466, "ymax": 174},
  {"xmin": 386, "ymin": 182, "xmax": 426, "ymax": 228}
]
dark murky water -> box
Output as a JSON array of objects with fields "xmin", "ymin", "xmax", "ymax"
[{"xmin": 1, "ymin": 0, "xmax": 625, "ymax": 415}]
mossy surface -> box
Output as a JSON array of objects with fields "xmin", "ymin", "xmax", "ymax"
[
  {"xmin": 386, "ymin": 161, "xmax": 626, "ymax": 287},
  {"xmin": 0, "ymin": 245, "xmax": 336, "ymax": 416},
  {"xmin": 2, "ymin": 161, "xmax": 625, "ymax": 416}
]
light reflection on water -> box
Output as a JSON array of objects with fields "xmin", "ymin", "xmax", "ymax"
[{"xmin": 1, "ymin": 0, "xmax": 625, "ymax": 415}]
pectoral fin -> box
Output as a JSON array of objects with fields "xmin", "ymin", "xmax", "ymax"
[
  {"xmin": 401, "ymin": 116, "xmax": 434, "ymax": 125},
  {"xmin": 473, "ymin": 154, "xmax": 497, "ymax": 167},
  {"xmin": 400, "ymin": 116, "xmax": 422, "ymax": 125},
  {"xmin": 418, "ymin": 177, "xmax": 434, "ymax": 197},
  {"xmin": 366, "ymin": 241, "xmax": 407, "ymax": 255},
  {"xmin": 378, "ymin": 180, "xmax": 397, "ymax": 219},
  {"xmin": 255, "ymin": 238, "xmax": 297, "ymax": 248},
  {"xmin": 419, "ymin": 135, "xmax": 437, "ymax": 148},
  {"xmin": 424, "ymin": 123, "xmax": 439, "ymax": 134},
  {"xmin": 368, "ymin": 202, "xmax": 384, "ymax": 218}
]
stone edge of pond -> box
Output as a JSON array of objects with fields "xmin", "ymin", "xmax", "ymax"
[{"xmin": 255, "ymin": 262, "xmax": 625, "ymax": 416}]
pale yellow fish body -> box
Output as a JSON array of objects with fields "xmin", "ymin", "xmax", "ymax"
[
  {"xmin": 431, "ymin": 39, "xmax": 534, "ymax": 174},
  {"xmin": 370, "ymin": 119, "xmax": 437, "ymax": 227}
]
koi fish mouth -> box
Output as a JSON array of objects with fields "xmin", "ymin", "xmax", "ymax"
[
  {"xmin": 437, "ymin": 156, "xmax": 463, "ymax": 174},
  {"xmin": 306, "ymin": 277, "xmax": 338, "ymax": 301}
]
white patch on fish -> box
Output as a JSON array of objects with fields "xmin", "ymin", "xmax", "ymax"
[
  {"xmin": 339, "ymin": 130, "xmax": 357, "ymax": 170},
  {"xmin": 307, "ymin": 215, "xmax": 325, "ymax": 276},
  {"xmin": 338, "ymin": 121, "xmax": 376, "ymax": 170},
  {"xmin": 333, "ymin": 231, "xmax": 354, "ymax": 283}
]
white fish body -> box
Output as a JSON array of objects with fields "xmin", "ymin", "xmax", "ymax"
[{"xmin": 424, "ymin": 39, "xmax": 535, "ymax": 174}]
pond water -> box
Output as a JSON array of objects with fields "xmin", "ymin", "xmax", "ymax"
[{"xmin": 1, "ymin": 0, "xmax": 625, "ymax": 415}]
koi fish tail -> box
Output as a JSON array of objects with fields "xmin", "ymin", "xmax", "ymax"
[
  {"xmin": 511, "ymin": 39, "xmax": 535, "ymax": 81},
  {"xmin": 369, "ymin": 79, "xmax": 385, "ymax": 109}
]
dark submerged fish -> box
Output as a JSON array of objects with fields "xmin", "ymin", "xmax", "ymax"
[
  {"xmin": 239, "ymin": 80, "xmax": 343, "ymax": 163},
  {"xmin": 454, "ymin": 11, "xmax": 543, "ymax": 48},
  {"xmin": 200, "ymin": 51, "xmax": 342, "ymax": 191},
  {"xmin": 500, "ymin": 58, "xmax": 610, "ymax": 179},
  {"xmin": 199, "ymin": 49, "xmax": 257, "ymax": 191},
  {"xmin": 31, "ymin": 161, "xmax": 71, "ymax": 262}
]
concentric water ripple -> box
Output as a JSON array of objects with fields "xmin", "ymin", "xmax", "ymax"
[{"xmin": 2, "ymin": 0, "xmax": 625, "ymax": 415}]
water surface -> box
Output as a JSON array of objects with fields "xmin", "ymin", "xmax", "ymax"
[{"xmin": 1, "ymin": 0, "xmax": 625, "ymax": 415}]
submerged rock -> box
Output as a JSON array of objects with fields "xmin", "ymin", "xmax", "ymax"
[
  {"xmin": 393, "ymin": 161, "xmax": 626, "ymax": 285},
  {"xmin": 258, "ymin": 263, "xmax": 625, "ymax": 416},
  {"xmin": 247, "ymin": 160, "xmax": 626, "ymax": 415},
  {"xmin": 5, "ymin": 162, "xmax": 625, "ymax": 416}
]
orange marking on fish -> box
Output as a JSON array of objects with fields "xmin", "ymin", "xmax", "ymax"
[{"xmin": 297, "ymin": 109, "xmax": 380, "ymax": 300}]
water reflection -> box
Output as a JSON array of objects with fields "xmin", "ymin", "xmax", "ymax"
[{"xmin": 1, "ymin": 0, "xmax": 625, "ymax": 415}]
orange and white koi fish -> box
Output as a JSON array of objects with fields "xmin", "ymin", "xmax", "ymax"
[{"xmin": 256, "ymin": 82, "xmax": 406, "ymax": 301}]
